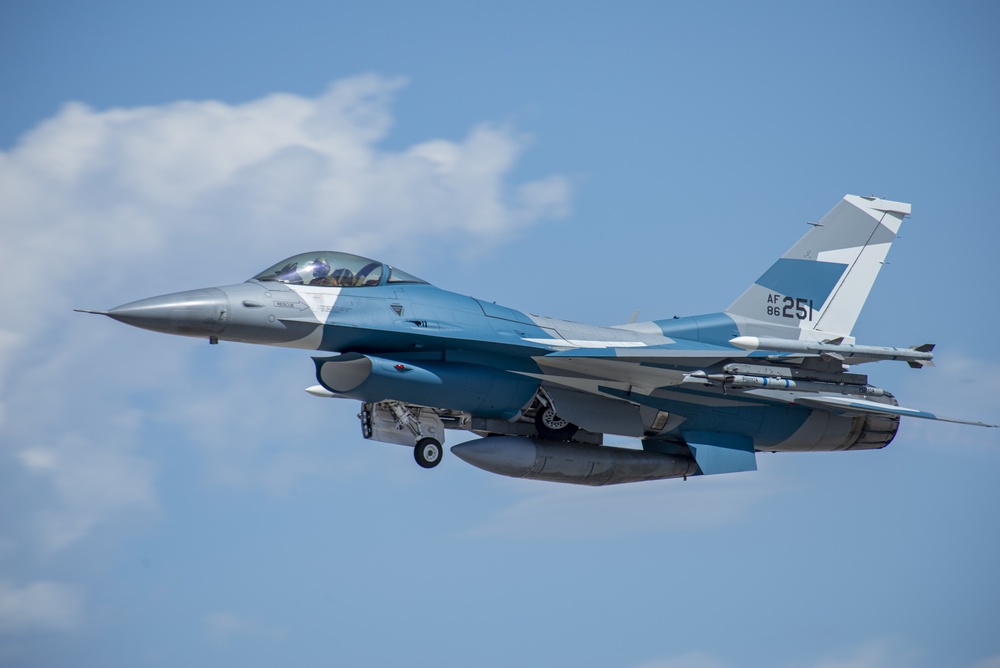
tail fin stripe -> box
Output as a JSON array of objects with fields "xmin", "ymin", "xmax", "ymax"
[{"xmin": 755, "ymin": 258, "xmax": 849, "ymax": 307}]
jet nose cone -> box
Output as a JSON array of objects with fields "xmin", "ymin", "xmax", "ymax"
[{"xmin": 105, "ymin": 287, "xmax": 229, "ymax": 338}]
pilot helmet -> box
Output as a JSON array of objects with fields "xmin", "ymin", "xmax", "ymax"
[{"xmin": 296, "ymin": 258, "xmax": 331, "ymax": 283}]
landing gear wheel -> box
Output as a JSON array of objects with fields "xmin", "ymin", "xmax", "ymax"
[
  {"xmin": 535, "ymin": 406, "xmax": 579, "ymax": 441},
  {"xmin": 414, "ymin": 437, "xmax": 443, "ymax": 469}
]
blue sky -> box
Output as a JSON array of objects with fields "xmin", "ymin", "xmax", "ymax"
[{"xmin": 1, "ymin": 2, "xmax": 999, "ymax": 667}]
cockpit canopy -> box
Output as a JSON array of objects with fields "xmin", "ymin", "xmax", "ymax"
[{"xmin": 250, "ymin": 251, "xmax": 427, "ymax": 288}]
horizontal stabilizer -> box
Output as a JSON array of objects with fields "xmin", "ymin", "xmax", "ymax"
[{"xmin": 794, "ymin": 395, "xmax": 997, "ymax": 428}]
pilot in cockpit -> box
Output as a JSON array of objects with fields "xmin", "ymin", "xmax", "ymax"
[
  {"xmin": 299, "ymin": 258, "xmax": 331, "ymax": 285},
  {"xmin": 258, "ymin": 254, "xmax": 390, "ymax": 287},
  {"xmin": 325, "ymin": 268, "xmax": 356, "ymax": 286}
]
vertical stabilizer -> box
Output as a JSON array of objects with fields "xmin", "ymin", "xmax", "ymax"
[{"xmin": 725, "ymin": 195, "xmax": 910, "ymax": 340}]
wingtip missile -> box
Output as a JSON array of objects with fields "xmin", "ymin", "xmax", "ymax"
[{"xmin": 729, "ymin": 336, "xmax": 935, "ymax": 365}]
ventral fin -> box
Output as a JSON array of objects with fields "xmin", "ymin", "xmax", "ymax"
[{"xmin": 683, "ymin": 430, "xmax": 757, "ymax": 476}]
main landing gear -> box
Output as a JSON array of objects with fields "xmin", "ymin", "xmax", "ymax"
[{"xmin": 534, "ymin": 405, "xmax": 579, "ymax": 441}]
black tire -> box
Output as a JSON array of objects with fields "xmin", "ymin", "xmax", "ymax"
[
  {"xmin": 534, "ymin": 406, "xmax": 578, "ymax": 441},
  {"xmin": 414, "ymin": 438, "xmax": 443, "ymax": 468}
]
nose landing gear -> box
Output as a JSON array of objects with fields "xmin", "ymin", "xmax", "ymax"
[
  {"xmin": 414, "ymin": 437, "xmax": 443, "ymax": 468},
  {"xmin": 360, "ymin": 401, "xmax": 447, "ymax": 469}
]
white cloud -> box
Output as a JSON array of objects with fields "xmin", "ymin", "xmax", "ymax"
[
  {"xmin": 0, "ymin": 74, "xmax": 571, "ymax": 318},
  {"xmin": 0, "ymin": 71, "xmax": 573, "ymax": 493},
  {"xmin": 15, "ymin": 435, "xmax": 157, "ymax": 553},
  {"xmin": 0, "ymin": 581, "xmax": 83, "ymax": 634},
  {"xmin": 1, "ymin": 322, "xmax": 165, "ymax": 554},
  {"xmin": 155, "ymin": 345, "xmax": 365, "ymax": 493},
  {"xmin": 0, "ymin": 73, "xmax": 572, "ymax": 589}
]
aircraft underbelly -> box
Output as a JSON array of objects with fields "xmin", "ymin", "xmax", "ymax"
[{"xmin": 544, "ymin": 386, "xmax": 646, "ymax": 437}]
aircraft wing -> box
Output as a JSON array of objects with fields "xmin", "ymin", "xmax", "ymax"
[
  {"xmin": 792, "ymin": 395, "xmax": 998, "ymax": 427},
  {"xmin": 531, "ymin": 347, "xmax": 997, "ymax": 429}
]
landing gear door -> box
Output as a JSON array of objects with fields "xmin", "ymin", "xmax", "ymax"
[{"xmin": 360, "ymin": 402, "xmax": 445, "ymax": 446}]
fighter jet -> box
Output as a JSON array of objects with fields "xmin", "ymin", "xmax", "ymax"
[{"xmin": 79, "ymin": 195, "xmax": 995, "ymax": 485}]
